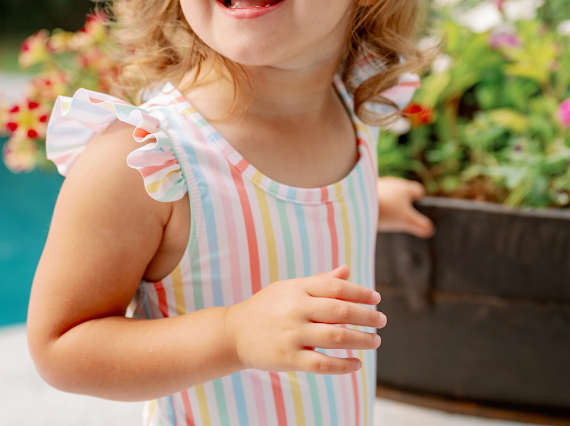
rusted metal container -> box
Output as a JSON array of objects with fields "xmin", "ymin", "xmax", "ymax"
[{"xmin": 375, "ymin": 196, "xmax": 570, "ymax": 416}]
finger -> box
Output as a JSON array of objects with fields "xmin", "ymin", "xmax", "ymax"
[
  {"xmin": 295, "ymin": 349, "xmax": 363, "ymax": 375},
  {"xmin": 315, "ymin": 264, "xmax": 350, "ymax": 281},
  {"xmin": 408, "ymin": 181, "xmax": 425, "ymax": 200},
  {"xmin": 306, "ymin": 277, "xmax": 380, "ymax": 305},
  {"xmin": 405, "ymin": 207, "xmax": 435, "ymax": 238},
  {"xmin": 309, "ymin": 299, "xmax": 386, "ymax": 328},
  {"xmin": 300, "ymin": 323, "xmax": 381, "ymax": 350}
]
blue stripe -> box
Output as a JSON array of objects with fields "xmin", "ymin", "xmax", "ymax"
[
  {"xmin": 355, "ymin": 166, "xmax": 372, "ymax": 290},
  {"xmin": 165, "ymin": 395, "xmax": 177, "ymax": 426},
  {"xmin": 288, "ymin": 187, "xmax": 312, "ymax": 277},
  {"xmin": 231, "ymin": 372, "xmax": 250, "ymax": 426},
  {"xmin": 158, "ymin": 106, "xmax": 225, "ymax": 307},
  {"xmin": 323, "ymin": 375, "xmax": 339, "ymax": 426}
]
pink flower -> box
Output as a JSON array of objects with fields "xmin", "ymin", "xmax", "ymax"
[
  {"xmin": 26, "ymin": 71, "xmax": 70, "ymax": 103},
  {"xmin": 2, "ymin": 135, "xmax": 38, "ymax": 173},
  {"xmin": 558, "ymin": 99, "xmax": 570, "ymax": 128},
  {"xmin": 489, "ymin": 32, "xmax": 521, "ymax": 49}
]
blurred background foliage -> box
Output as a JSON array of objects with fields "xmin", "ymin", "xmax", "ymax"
[{"xmin": 380, "ymin": 0, "xmax": 570, "ymax": 208}]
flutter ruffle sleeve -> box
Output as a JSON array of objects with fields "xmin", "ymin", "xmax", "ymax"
[{"xmin": 46, "ymin": 88, "xmax": 187, "ymax": 202}]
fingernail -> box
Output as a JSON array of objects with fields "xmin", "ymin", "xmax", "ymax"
[
  {"xmin": 373, "ymin": 334, "xmax": 381, "ymax": 348},
  {"xmin": 379, "ymin": 313, "xmax": 387, "ymax": 327},
  {"xmin": 354, "ymin": 359, "xmax": 362, "ymax": 370},
  {"xmin": 372, "ymin": 291, "xmax": 381, "ymax": 304}
]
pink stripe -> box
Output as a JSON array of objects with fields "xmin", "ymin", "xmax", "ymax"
[
  {"xmin": 229, "ymin": 164, "xmax": 262, "ymax": 295},
  {"xmin": 180, "ymin": 390, "xmax": 196, "ymax": 426},
  {"xmin": 205, "ymin": 152, "xmax": 243, "ymax": 304},
  {"xmin": 50, "ymin": 151, "xmax": 76, "ymax": 166},
  {"xmin": 129, "ymin": 151, "xmax": 175, "ymax": 166},
  {"xmin": 250, "ymin": 370, "xmax": 269, "ymax": 425},
  {"xmin": 358, "ymin": 138, "xmax": 376, "ymax": 184},
  {"xmin": 333, "ymin": 349, "xmax": 352, "ymax": 426},
  {"xmin": 341, "ymin": 326, "xmax": 361, "ymax": 426},
  {"xmin": 322, "ymin": 187, "xmax": 339, "ymax": 269},
  {"xmin": 308, "ymin": 191, "xmax": 326, "ymax": 273}
]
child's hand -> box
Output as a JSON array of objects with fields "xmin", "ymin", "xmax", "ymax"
[
  {"xmin": 377, "ymin": 177, "xmax": 435, "ymax": 239},
  {"xmin": 225, "ymin": 264, "xmax": 384, "ymax": 375}
]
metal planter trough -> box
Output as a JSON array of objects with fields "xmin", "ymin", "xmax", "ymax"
[{"xmin": 374, "ymin": 196, "xmax": 570, "ymax": 419}]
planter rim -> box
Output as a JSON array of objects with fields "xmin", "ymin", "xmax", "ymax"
[{"xmin": 417, "ymin": 196, "xmax": 570, "ymax": 221}]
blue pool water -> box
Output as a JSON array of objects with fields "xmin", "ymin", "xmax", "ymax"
[{"xmin": 0, "ymin": 137, "xmax": 64, "ymax": 326}]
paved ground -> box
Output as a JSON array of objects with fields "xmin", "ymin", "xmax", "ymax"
[
  {"xmin": 0, "ymin": 324, "xmax": 539, "ymax": 426},
  {"xmin": 0, "ymin": 71, "xmax": 33, "ymax": 105}
]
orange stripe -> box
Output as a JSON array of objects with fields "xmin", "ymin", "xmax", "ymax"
[
  {"xmin": 153, "ymin": 281, "xmax": 169, "ymax": 318},
  {"xmin": 270, "ymin": 372, "xmax": 288, "ymax": 426},
  {"xmin": 229, "ymin": 164, "xmax": 261, "ymax": 294},
  {"xmin": 134, "ymin": 127, "xmax": 151, "ymax": 138},
  {"xmin": 181, "ymin": 389, "xmax": 196, "ymax": 426},
  {"xmin": 139, "ymin": 159, "xmax": 178, "ymax": 178},
  {"xmin": 235, "ymin": 157, "xmax": 250, "ymax": 173}
]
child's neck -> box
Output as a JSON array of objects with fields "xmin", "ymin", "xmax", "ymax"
[
  {"xmin": 180, "ymin": 55, "xmax": 341, "ymax": 125},
  {"xmin": 178, "ymin": 56, "xmax": 358, "ymax": 189}
]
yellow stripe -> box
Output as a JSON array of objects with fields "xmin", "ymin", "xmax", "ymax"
[
  {"xmin": 252, "ymin": 171, "xmax": 279, "ymax": 283},
  {"xmin": 358, "ymin": 350, "xmax": 368, "ymax": 426},
  {"xmin": 287, "ymin": 372, "xmax": 306, "ymax": 426},
  {"xmin": 146, "ymin": 400, "xmax": 157, "ymax": 426},
  {"xmin": 195, "ymin": 384, "xmax": 212, "ymax": 426},
  {"xmin": 181, "ymin": 106, "xmax": 198, "ymax": 116},
  {"xmin": 145, "ymin": 170, "xmax": 178, "ymax": 193},
  {"xmin": 61, "ymin": 100, "xmax": 71, "ymax": 112},
  {"xmin": 171, "ymin": 263, "xmax": 187, "ymax": 315},
  {"xmin": 335, "ymin": 182, "xmax": 351, "ymax": 280}
]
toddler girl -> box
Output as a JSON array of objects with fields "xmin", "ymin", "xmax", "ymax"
[{"xmin": 28, "ymin": 0, "xmax": 434, "ymax": 425}]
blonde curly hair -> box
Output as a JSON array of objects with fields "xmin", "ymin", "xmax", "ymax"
[{"xmin": 110, "ymin": 0, "xmax": 431, "ymax": 125}]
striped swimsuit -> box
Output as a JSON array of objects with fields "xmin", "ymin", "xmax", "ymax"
[{"xmin": 46, "ymin": 70, "xmax": 418, "ymax": 426}]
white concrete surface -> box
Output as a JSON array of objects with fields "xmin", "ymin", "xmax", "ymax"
[
  {"xmin": 0, "ymin": 71, "xmax": 33, "ymax": 106},
  {"xmin": 0, "ymin": 324, "xmax": 539, "ymax": 426}
]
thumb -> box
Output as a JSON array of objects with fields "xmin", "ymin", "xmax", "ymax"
[{"xmin": 317, "ymin": 264, "xmax": 350, "ymax": 280}]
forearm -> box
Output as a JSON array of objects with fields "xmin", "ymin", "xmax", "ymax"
[{"xmin": 34, "ymin": 307, "xmax": 240, "ymax": 401}]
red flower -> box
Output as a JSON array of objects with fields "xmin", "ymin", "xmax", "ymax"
[
  {"xmin": 4, "ymin": 98, "xmax": 50, "ymax": 139},
  {"xmin": 403, "ymin": 103, "xmax": 434, "ymax": 127}
]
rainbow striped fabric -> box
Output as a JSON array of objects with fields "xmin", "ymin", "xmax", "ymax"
[{"xmin": 46, "ymin": 74, "xmax": 417, "ymax": 426}]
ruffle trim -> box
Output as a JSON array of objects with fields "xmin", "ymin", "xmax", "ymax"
[{"xmin": 46, "ymin": 88, "xmax": 187, "ymax": 202}]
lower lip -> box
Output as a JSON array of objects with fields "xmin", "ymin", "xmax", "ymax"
[{"xmin": 216, "ymin": 0, "xmax": 285, "ymax": 19}]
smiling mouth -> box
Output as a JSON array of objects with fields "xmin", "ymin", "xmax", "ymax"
[{"xmin": 222, "ymin": 0, "xmax": 283, "ymax": 8}]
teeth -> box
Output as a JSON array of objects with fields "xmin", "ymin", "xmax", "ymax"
[{"xmin": 226, "ymin": 3, "xmax": 273, "ymax": 8}]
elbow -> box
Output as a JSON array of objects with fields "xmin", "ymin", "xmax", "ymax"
[
  {"xmin": 26, "ymin": 321, "xmax": 78, "ymax": 395},
  {"xmin": 27, "ymin": 328, "xmax": 65, "ymax": 392}
]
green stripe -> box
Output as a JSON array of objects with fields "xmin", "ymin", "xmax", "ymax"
[
  {"xmin": 347, "ymin": 175, "xmax": 363, "ymax": 288},
  {"xmin": 306, "ymin": 374, "xmax": 324, "ymax": 426},
  {"xmin": 213, "ymin": 379, "xmax": 230, "ymax": 426},
  {"xmin": 275, "ymin": 197, "xmax": 296, "ymax": 279}
]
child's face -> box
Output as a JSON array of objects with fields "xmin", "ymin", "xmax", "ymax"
[{"xmin": 180, "ymin": 0, "xmax": 354, "ymax": 70}]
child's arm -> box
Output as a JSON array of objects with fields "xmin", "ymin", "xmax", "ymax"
[
  {"xmin": 28, "ymin": 122, "xmax": 383, "ymax": 402},
  {"xmin": 376, "ymin": 176, "xmax": 435, "ymax": 238}
]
